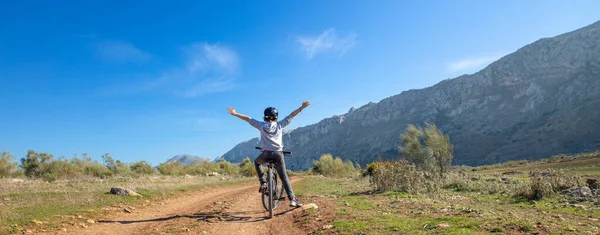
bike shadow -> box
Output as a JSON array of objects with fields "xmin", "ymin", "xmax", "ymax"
[{"xmin": 98, "ymin": 208, "xmax": 299, "ymax": 224}]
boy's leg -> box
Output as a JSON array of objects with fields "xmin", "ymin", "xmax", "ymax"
[
  {"xmin": 272, "ymin": 152, "xmax": 296, "ymax": 200},
  {"xmin": 254, "ymin": 151, "xmax": 268, "ymax": 184}
]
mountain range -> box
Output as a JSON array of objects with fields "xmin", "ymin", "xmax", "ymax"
[{"xmin": 221, "ymin": 21, "xmax": 600, "ymax": 170}]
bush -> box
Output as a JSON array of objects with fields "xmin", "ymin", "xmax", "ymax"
[
  {"xmin": 442, "ymin": 173, "xmax": 517, "ymax": 195},
  {"xmin": 130, "ymin": 161, "xmax": 154, "ymax": 175},
  {"xmin": 0, "ymin": 151, "xmax": 18, "ymax": 178},
  {"xmin": 72, "ymin": 155, "xmax": 113, "ymax": 178},
  {"xmin": 157, "ymin": 161, "xmax": 186, "ymax": 175},
  {"xmin": 43, "ymin": 158, "xmax": 84, "ymax": 181},
  {"xmin": 312, "ymin": 154, "xmax": 358, "ymax": 177},
  {"xmin": 84, "ymin": 162, "xmax": 113, "ymax": 178},
  {"xmin": 516, "ymin": 170, "xmax": 583, "ymax": 200},
  {"xmin": 217, "ymin": 159, "xmax": 239, "ymax": 176},
  {"xmin": 369, "ymin": 160, "xmax": 438, "ymax": 194},
  {"xmin": 399, "ymin": 123, "xmax": 454, "ymax": 177},
  {"xmin": 239, "ymin": 157, "xmax": 256, "ymax": 177},
  {"xmin": 21, "ymin": 150, "xmax": 53, "ymax": 178}
]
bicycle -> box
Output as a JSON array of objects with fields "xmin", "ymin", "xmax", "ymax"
[{"xmin": 255, "ymin": 147, "xmax": 291, "ymax": 218}]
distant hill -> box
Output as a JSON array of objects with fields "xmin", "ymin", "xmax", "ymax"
[
  {"xmin": 165, "ymin": 154, "xmax": 204, "ymax": 165},
  {"xmin": 221, "ymin": 20, "xmax": 600, "ymax": 170}
]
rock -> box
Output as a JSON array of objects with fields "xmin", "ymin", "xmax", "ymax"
[
  {"xmin": 589, "ymin": 218, "xmax": 599, "ymax": 222},
  {"xmin": 76, "ymin": 215, "xmax": 83, "ymax": 219},
  {"xmin": 323, "ymin": 225, "xmax": 333, "ymax": 229},
  {"xmin": 437, "ymin": 223, "xmax": 450, "ymax": 228},
  {"xmin": 302, "ymin": 203, "xmax": 319, "ymax": 210},
  {"xmin": 31, "ymin": 220, "xmax": 43, "ymax": 225},
  {"xmin": 560, "ymin": 187, "xmax": 592, "ymax": 197},
  {"xmin": 25, "ymin": 230, "xmax": 33, "ymax": 234},
  {"xmin": 61, "ymin": 228, "xmax": 67, "ymax": 232},
  {"xmin": 569, "ymin": 198, "xmax": 587, "ymax": 204},
  {"xmin": 86, "ymin": 219, "xmax": 95, "ymax": 224},
  {"xmin": 184, "ymin": 174, "xmax": 194, "ymax": 179},
  {"xmin": 124, "ymin": 208, "xmax": 133, "ymax": 213},
  {"xmin": 109, "ymin": 187, "xmax": 142, "ymax": 197},
  {"xmin": 206, "ymin": 172, "xmax": 220, "ymax": 177}
]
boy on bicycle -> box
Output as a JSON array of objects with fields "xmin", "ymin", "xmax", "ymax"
[{"xmin": 227, "ymin": 100, "xmax": 310, "ymax": 207}]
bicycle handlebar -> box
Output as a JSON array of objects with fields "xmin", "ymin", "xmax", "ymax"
[{"xmin": 255, "ymin": 147, "xmax": 292, "ymax": 156}]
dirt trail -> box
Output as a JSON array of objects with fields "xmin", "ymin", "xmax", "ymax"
[{"xmin": 60, "ymin": 178, "xmax": 307, "ymax": 235}]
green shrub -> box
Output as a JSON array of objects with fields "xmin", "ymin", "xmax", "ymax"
[
  {"xmin": 84, "ymin": 162, "xmax": 113, "ymax": 178},
  {"xmin": 369, "ymin": 160, "xmax": 438, "ymax": 194},
  {"xmin": 130, "ymin": 161, "xmax": 154, "ymax": 175},
  {"xmin": 43, "ymin": 158, "xmax": 84, "ymax": 181},
  {"xmin": 217, "ymin": 159, "xmax": 239, "ymax": 176},
  {"xmin": 239, "ymin": 157, "xmax": 256, "ymax": 177},
  {"xmin": 516, "ymin": 170, "xmax": 583, "ymax": 200},
  {"xmin": 157, "ymin": 161, "xmax": 185, "ymax": 175},
  {"xmin": 21, "ymin": 150, "xmax": 53, "ymax": 178},
  {"xmin": 399, "ymin": 123, "xmax": 454, "ymax": 177},
  {"xmin": 312, "ymin": 154, "xmax": 358, "ymax": 177}
]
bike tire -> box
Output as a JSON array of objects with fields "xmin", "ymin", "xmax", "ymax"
[
  {"xmin": 268, "ymin": 168, "xmax": 274, "ymax": 218},
  {"xmin": 261, "ymin": 170, "xmax": 284, "ymax": 211}
]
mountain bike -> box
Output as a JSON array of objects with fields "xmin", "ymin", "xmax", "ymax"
[{"xmin": 255, "ymin": 147, "xmax": 291, "ymax": 218}]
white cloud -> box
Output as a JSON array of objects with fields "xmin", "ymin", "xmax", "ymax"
[
  {"xmin": 176, "ymin": 43, "xmax": 239, "ymax": 97},
  {"xmin": 447, "ymin": 55, "xmax": 503, "ymax": 73},
  {"xmin": 95, "ymin": 41, "xmax": 151, "ymax": 63},
  {"xmin": 297, "ymin": 28, "xmax": 357, "ymax": 59},
  {"xmin": 101, "ymin": 43, "xmax": 240, "ymax": 98}
]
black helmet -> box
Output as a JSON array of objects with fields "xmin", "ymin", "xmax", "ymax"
[{"xmin": 264, "ymin": 107, "xmax": 278, "ymax": 121}]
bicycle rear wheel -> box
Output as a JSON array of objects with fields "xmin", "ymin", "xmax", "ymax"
[
  {"xmin": 268, "ymin": 168, "xmax": 274, "ymax": 218},
  {"xmin": 262, "ymin": 169, "xmax": 285, "ymax": 212}
]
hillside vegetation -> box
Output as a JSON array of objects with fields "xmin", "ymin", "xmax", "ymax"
[{"xmin": 293, "ymin": 150, "xmax": 600, "ymax": 234}]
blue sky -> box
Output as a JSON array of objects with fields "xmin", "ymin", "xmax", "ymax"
[{"xmin": 1, "ymin": 1, "xmax": 599, "ymax": 165}]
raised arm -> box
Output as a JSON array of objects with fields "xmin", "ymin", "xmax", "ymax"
[
  {"xmin": 227, "ymin": 107, "xmax": 250, "ymax": 121},
  {"xmin": 289, "ymin": 100, "xmax": 311, "ymax": 118}
]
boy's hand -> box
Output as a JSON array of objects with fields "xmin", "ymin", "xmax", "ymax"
[
  {"xmin": 227, "ymin": 107, "xmax": 237, "ymax": 116},
  {"xmin": 301, "ymin": 100, "xmax": 311, "ymax": 108}
]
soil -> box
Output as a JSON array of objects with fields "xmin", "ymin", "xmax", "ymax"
[{"xmin": 41, "ymin": 178, "xmax": 330, "ymax": 235}]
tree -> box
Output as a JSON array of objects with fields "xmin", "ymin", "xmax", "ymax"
[
  {"xmin": 399, "ymin": 125, "xmax": 435, "ymax": 172},
  {"xmin": 422, "ymin": 123, "xmax": 454, "ymax": 177},
  {"xmin": 0, "ymin": 151, "xmax": 17, "ymax": 178},
  {"xmin": 102, "ymin": 153, "xmax": 117, "ymax": 173},
  {"xmin": 21, "ymin": 150, "xmax": 53, "ymax": 178},
  {"xmin": 399, "ymin": 123, "xmax": 454, "ymax": 177}
]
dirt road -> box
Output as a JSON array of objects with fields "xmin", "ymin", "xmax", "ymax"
[{"xmin": 61, "ymin": 178, "xmax": 311, "ymax": 235}]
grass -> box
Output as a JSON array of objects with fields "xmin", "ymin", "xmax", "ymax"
[
  {"xmin": 0, "ymin": 176, "xmax": 253, "ymax": 234},
  {"xmin": 476, "ymin": 156, "xmax": 600, "ymax": 177},
  {"xmin": 295, "ymin": 168, "xmax": 600, "ymax": 235}
]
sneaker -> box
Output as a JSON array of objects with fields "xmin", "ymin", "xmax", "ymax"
[
  {"xmin": 258, "ymin": 183, "xmax": 267, "ymax": 193},
  {"xmin": 289, "ymin": 198, "xmax": 303, "ymax": 207}
]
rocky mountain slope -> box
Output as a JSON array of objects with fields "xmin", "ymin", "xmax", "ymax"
[{"xmin": 222, "ymin": 21, "xmax": 600, "ymax": 170}]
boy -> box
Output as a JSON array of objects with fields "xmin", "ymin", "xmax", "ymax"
[{"xmin": 227, "ymin": 100, "xmax": 310, "ymax": 207}]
